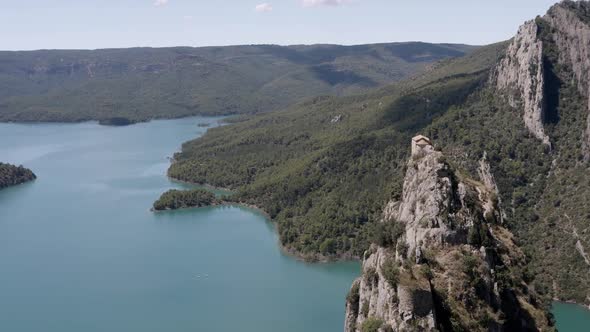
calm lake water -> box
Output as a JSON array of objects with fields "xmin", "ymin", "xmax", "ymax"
[
  {"xmin": 552, "ymin": 302, "xmax": 590, "ymax": 332},
  {"xmin": 0, "ymin": 118, "xmax": 359, "ymax": 332}
]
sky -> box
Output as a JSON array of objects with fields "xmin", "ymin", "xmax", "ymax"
[{"xmin": 0, "ymin": 0, "xmax": 559, "ymax": 51}]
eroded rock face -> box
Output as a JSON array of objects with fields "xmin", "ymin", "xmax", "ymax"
[
  {"xmin": 344, "ymin": 246, "xmax": 436, "ymax": 332},
  {"xmin": 494, "ymin": 1, "xmax": 590, "ymax": 155},
  {"xmin": 478, "ymin": 152, "xmax": 505, "ymax": 224},
  {"xmin": 345, "ymin": 138, "xmax": 552, "ymax": 332},
  {"xmin": 494, "ymin": 20, "xmax": 551, "ymax": 145},
  {"xmin": 389, "ymin": 149, "xmax": 462, "ymax": 254},
  {"xmin": 545, "ymin": 2, "xmax": 590, "ymax": 159},
  {"xmin": 384, "ymin": 141, "xmax": 497, "ymax": 257}
]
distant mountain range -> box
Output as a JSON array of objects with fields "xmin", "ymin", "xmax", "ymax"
[{"xmin": 0, "ymin": 42, "xmax": 474, "ymax": 123}]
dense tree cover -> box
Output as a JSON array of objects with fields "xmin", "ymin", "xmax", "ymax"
[
  {"xmin": 0, "ymin": 163, "xmax": 36, "ymax": 189},
  {"xmin": 164, "ymin": 25, "xmax": 590, "ymax": 305},
  {"xmin": 0, "ymin": 43, "xmax": 474, "ymax": 123},
  {"xmin": 152, "ymin": 189, "xmax": 218, "ymax": 211},
  {"xmin": 98, "ymin": 117, "xmax": 133, "ymax": 126},
  {"xmin": 167, "ymin": 43, "xmax": 508, "ymax": 260},
  {"xmin": 166, "ymin": 34, "xmax": 590, "ymax": 306}
]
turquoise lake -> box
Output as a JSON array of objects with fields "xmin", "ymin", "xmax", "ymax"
[
  {"xmin": 1, "ymin": 117, "xmax": 589, "ymax": 331},
  {"xmin": 552, "ymin": 302, "xmax": 590, "ymax": 332},
  {"xmin": 0, "ymin": 118, "xmax": 359, "ymax": 332}
]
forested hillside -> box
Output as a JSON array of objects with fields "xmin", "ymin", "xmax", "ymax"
[
  {"xmin": 168, "ymin": 42, "xmax": 508, "ymax": 260},
  {"xmin": 0, "ymin": 163, "xmax": 36, "ymax": 189},
  {"xmin": 0, "ymin": 43, "xmax": 474, "ymax": 123},
  {"xmin": 167, "ymin": 1, "xmax": 590, "ymax": 309}
]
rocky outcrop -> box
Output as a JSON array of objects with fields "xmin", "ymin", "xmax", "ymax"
[
  {"xmin": 544, "ymin": 1, "xmax": 590, "ymax": 159},
  {"xmin": 345, "ymin": 137, "xmax": 552, "ymax": 331},
  {"xmin": 494, "ymin": 1, "xmax": 590, "ymax": 155},
  {"xmin": 494, "ymin": 20, "xmax": 550, "ymax": 145},
  {"xmin": 478, "ymin": 152, "xmax": 505, "ymax": 225},
  {"xmin": 384, "ymin": 146, "xmax": 466, "ymax": 256},
  {"xmin": 345, "ymin": 246, "xmax": 436, "ymax": 332}
]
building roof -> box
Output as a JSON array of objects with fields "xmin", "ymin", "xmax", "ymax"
[{"xmin": 412, "ymin": 135, "xmax": 432, "ymax": 146}]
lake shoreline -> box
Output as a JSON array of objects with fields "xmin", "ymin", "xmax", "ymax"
[
  {"xmin": 0, "ymin": 118, "xmax": 360, "ymax": 331},
  {"xmin": 159, "ymin": 175, "xmax": 361, "ymax": 264},
  {"xmin": 553, "ymin": 299, "xmax": 590, "ymax": 311},
  {"xmin": 152, "ymin": 192, "xmax": 361, "ymax": 263}
]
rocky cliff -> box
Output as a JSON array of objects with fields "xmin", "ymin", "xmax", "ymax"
[
  {"xmin": 544, "ymin": 1, "xmax": 590, "ymax": 159},
  {"xmin": 488, "ymin": 0, "xmax": 590, "ymax": 307},
  {"xmin": 344, "ymin": 138, "xmax": 552, "ymax": 332},
  {"xmin": 494, "ymin": 1, "xmax": 590, "ymax": 154},
  {"xmin": 494, "ymin": 20, "xmax": 550, "ymax": 145}
]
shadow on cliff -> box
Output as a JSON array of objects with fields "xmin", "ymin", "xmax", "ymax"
[
  {"xmin": 500, "ymin": 288, "xmax": 539, "ymax": 332},
  {"xmin": 431, "ymin": 282, "xmax": 539, "ymax": 332},
  {"xmin": 542, "ymin": 55, "xmax": 561, "ymax": 124}
]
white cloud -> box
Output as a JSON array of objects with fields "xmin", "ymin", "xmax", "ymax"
[
  {"xmin": 183, "ymin": 15, "xmax": 194, "ymax": 20},
  {"xmin": 255, "ymin": 3, "xmax": 273, "ymax": 12},
  {"xmin": 154, "ymin": 0, "xmax": 169, "ymax": 7},
  {"xmin": 302, "ymin": 0, "xmax": 349, "ymax": 7}
]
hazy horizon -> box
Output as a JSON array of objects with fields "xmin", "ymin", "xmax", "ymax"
[
  {"xmin": 0, "ymin": 40, "xmax": 482, "ymax": 53},
  {"xmin": 1, "ymin": 0, "xmax": 557, "ymax": 51}
]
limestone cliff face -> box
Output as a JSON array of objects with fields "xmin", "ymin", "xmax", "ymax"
[
  {"xmin": 385, "ymin": 147, "xmax": 475, "ymax": 257},
  {"xmin": 544, "ymin": 1, "xmax": 590, "ymax": 159},
  {"xmin": 494, "ymin": 1, "xmax": 590, "ymax": 153},
  {"xmin": 488, "ymin": 1, "xmax": 590, "ymax": 307},
  {"xmin": 345, "ymin": 138, "xmax": 551, "ymax": 332},
  {"xmin": 494, "ymin": 20, "xmax": 550, "ymax": 145},
  {"xmin": 345, "ymin": 245, "xmax": 436, "ymax": 332}
]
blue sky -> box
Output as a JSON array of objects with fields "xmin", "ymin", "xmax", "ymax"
[{"xmin": 1, "ymin": 0, "xmax": 559, "ymax": 50}]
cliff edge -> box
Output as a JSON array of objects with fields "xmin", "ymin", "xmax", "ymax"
[{"xmin": 344, "ymin": 137, "xmax": 552, "ymax": 332}]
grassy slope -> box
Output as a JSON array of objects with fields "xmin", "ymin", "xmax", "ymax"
[{"xmin": 0, "ymin": 43, "xmax": 474, "ymax": 123}]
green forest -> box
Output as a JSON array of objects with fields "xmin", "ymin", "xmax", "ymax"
[
  {"xmin": 153, "ymin": 189, "xmax": 218, "ymax": 211},
  {"xmin": 0, "ymin": 163, "xmax": 36, "ymax": 190},
  {"xmin": 168, "ymin": 42, "xmax": 508, "ymax": 260},
  {"xmin": 0, "ymin": 43, "xmax": 473, "ymax": 124},
  {"xmin": 167, "ymin": 25, "xmax": 590, "ymax": 305}
]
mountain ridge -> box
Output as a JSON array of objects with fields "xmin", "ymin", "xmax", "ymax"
[{"xmin": 0, "ymin": 42, "xmax": 474, "ymax": 123}]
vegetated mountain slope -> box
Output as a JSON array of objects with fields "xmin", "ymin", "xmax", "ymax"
[
  {"xmin": 168, "ymin": 42, "xmax": 508, "ymax": 260},
  {"xmin": 169, "ymin": 40, "xmax": 557, "ymax": 329},
  {"xmin": 169, "ymin": 0, "xmax": 590, "ymax": 312},
  {"xmin": 0, "ymin": 163, "xmax": 36, "ymax": 189},
  {"xmin": 426, "ymin": 0, "xmax": 590, "ymax": 308},
  {"xmin": 0, "ymin": 42, "xmax": 474, "ymax": 123},
  {"xmin": 169, "ymin": 0, "xmax": 590, "ymax": 311}
]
